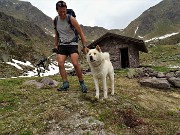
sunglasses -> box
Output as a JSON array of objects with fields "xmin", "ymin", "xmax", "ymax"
[{"xmin": 57, "ymin": 1, "xmax": 67, "ymax": 7}]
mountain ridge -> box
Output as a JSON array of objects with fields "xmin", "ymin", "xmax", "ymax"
[
  {"xmin": 0, "ymin": 0, "xmax": 54, "ymax": 35},
  {"xmin": 0, "ymin": 11, "xmax": 53, "ymax": 63},
  {"xmin": 122, "ymin": 0, "xmax": 180, "ymax": 42},
  {"xmin": 0, "ymin": 0, "xmax": 179, "ymax": 77}
]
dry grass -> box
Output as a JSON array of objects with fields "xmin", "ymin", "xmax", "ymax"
[{"xmin": 0, "ymin": 72, "xmax": 180, "ymax": 135}]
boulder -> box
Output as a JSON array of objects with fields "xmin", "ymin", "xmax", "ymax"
[
  {"xmin": 23, "ymin": 80, "xmax": 44, "ymax": 89},
  {"xmin": 168, "ymin": 77, "xmax": 180, "ymax": 88},
  {"xmin": 175, "ymin": 70, "xmax": 180, "ymax": 78},
  {"xmin": 140, "ymin": 77, "xmax": 171, "ymax": 89},
  {"xmin": 165, "ymin": 72, "xmax": 176, "ymax": 78},
  {"xmin": 157, "ymin": 72, "xmax": 166, "ymax": 78},
  {"xmin": 23, "ymin": 77, "xmax": 59, "ymax": 89},
  {"xmin": 40, "ymin": 77, "xmax": 59, "ymax": 87}
]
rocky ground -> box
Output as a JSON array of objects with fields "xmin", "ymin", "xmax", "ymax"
[{"xmin": 17, "ymin": 72, "xmax": 180, "ymax": 135}]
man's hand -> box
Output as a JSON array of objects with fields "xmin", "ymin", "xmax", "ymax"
[
  {"xmin": 52, "ymin": 48, "xmax": 58, "ymax": 53},
  {"xmin": 81, "ymin": 46, "xmax": 87, "ymax": 54}
]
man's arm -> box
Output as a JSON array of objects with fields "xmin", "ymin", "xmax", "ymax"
[{"xmin": 70, "ymin": 16, "xmax": 86, "ymax": 48}]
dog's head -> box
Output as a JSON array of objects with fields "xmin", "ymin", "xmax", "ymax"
[{"xmin": 86, "ymin": 45, "xmax": 102, "ymax": 63}]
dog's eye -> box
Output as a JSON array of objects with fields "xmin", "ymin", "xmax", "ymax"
[{"xmin": 94, "ymin": 53, "xmax": 96, "ymax": 55}]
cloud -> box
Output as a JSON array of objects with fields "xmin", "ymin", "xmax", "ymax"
[{"xmin": 20, "ymin": 0, "xmax": 162, "ymax": 29}]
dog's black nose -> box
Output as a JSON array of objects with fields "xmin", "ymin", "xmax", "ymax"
[{"xmin": 90, "ymin": 56, "xmax": 93, "ymax": 61}]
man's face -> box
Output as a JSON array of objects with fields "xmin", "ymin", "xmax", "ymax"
[{"xmin": 57, "ymin": 7, "xmax": 67, "ymax": 19}]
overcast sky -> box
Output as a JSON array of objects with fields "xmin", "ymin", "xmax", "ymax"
[{"xmin": 20, "ymin": 0, "xmax": 163, "ymax": 30}]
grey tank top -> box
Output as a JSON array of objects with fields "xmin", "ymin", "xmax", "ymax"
[{"xmin": 56, "ymin": 15, "xmax": 78, "ymax": 45}]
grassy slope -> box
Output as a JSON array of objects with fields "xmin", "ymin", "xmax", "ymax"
[
  {"xmin": 0, "ymin": 71, "xmax": 180, "ymax": 135},
  {"xmin": 140, "ymin": 44, "xmax": 180, "ymax": 68},
  {"xmin": 0, "ymin": 44, "xmax": 180, "ymax": 134}
]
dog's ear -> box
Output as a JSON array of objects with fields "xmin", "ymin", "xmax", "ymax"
[
  {"xmin": 85, "ymin": 47, "xmax": 89, "ymax": 54},
  {"xmin": 96, "ymin": 45, "xmax": 101, "ymax": 52}
]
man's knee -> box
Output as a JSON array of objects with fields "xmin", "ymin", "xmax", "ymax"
[
  {"xmin": 58, "ymin": 62, "xmax": 65, "ymax": 68},
  {"xmin": 72, "ymin": 62, "xmax": 79, "ymax": 69}
]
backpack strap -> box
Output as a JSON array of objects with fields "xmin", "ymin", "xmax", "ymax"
[
  {"xmin": 67, "ymin": 14, "xmax": 74, "ymax": 29},
  {"xmin": 54, "ymin": 16, "xmax": 60, "ymax": 43},
  {"xmin": 67, "ymin": 14, "xmax": 79, "ymax": 42},
  {"xmin": 53, "ymin": 16, "xmax": 58, "ymax": 30}
]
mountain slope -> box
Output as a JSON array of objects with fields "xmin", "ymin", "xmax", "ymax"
[
  {"xmin": 0, "ymin": 0, "xmax": 179, "ymax": 78},
  {"xmin": 0, "ymin": 0, "xmax": 54, "ymax": 35},
  {"xmin": 0, "ymin": 0, "xmax": 122, "ymax": 42},
  {"xmin": 0, "ymin": 11, "xmax": 54, "ymax": 78},
  {"xmin": 122, "ymin": 0, "xmax": 180, "ymax": 42},
  {"xmin": 0, "ymin": 11, "xmax": 53, "ymax": 62},
  {"xmin": 81, "ymin": 25, "xmax": 123, "ymax": 43}
]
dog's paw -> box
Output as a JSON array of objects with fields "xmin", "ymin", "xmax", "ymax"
[{"xmin": 95, "ymin": 95, "xmax": 99, "ymax": 99}]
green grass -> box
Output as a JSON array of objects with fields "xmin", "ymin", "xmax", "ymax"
[
  {"xmin": 140, "ymin": 44, "xmax": 180, "ymax": 68},
  {"xmin": 0, "ymin": 73, "xmax": 180, "ymax": 135},
  {"xmin": 0, "ymin": 44, "xmax": 180, "ymax": 134},
  {"xmin": 151, "ymin": 66, "xmax": 172, "ymax": 72}
]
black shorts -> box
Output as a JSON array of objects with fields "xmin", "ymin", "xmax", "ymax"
[{"xmin": 57, "ymin": 45, "xmax": 79, "ymax": 56}]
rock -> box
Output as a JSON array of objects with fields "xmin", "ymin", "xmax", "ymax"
[
  {"xmin": 149, "ymin": 71, "xmax": 158, "ymax": 77},
  {"xmin": 140, "ymin": 77, "xmax": 171, "ymax": 89},
  {"xmin": 46, "ymin": 113, "xmax": 115, "ymax": 135},
  {"xmin": 23, "ymin": 80, "xmax": 44, "ymax": 89},
  {"xmin": 134, "ymin": 68, "xmax": 143, "ymax": 78},
  {"xmin": 166, "ymin": 72, "xmax": 176, "ymax": 78},
  {"xmin": 143, "ymin": 67, "xmax": 154, "ymax": 73},
  {"xmin": 23, "ymin": 77, "xmax": 59, "ymax": 89},
  {"xmin": 40, "ymin": 77, "xmax": 59, "ymax": 88},
  {"xmin": 175, "ymin": 70, "xmax": 180, "ymax": 78},
  {"xmin": 133, "ymin": 67, "xmax": 180, "ymax": 89},
  {"xmin": 168, "ymin": 77, "xmax": 180, "ymax": 88},
  {"xmin": 157, "ymin": 72, "xmax": 166, "ymax": 78}
]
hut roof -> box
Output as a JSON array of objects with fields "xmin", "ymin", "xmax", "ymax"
[{"xmin": 87, "ymin": 32, "xmax": 148, "ymax": 53}]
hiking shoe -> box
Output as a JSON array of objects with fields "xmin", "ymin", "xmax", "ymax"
[
  {"xmin": 57, "ymin": 81, "xmax": 69, "ymax": 91},
  {"xmin": 79, "ymin": 80, "xmax": 87, "ymax": 93}
]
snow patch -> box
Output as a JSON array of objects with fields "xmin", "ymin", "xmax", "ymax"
[
  {"xmin": 168, "ymin": 65, "xmax": 180, "ymax": 69},
  {"xmin": 145, "ymin": 32, "xmax": 179, "ymax": 42},
  {"xmin": 6, "ymin": 62, "xmax": 23, "ymax": 70},
  {"xmin": 3, "ymin": 59, "xmax": 74, "ymax": 79},
  {"xmin": 135, "ymin": 27, "xmax": 139, "ymax": 34},
  {"xmin": 138, "ymin": 36, "xmax": 144, "ymax": 39}
]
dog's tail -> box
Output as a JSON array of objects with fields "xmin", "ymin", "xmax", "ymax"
[{"xmin": 103, "ymin": 52, "xmax": 110, "ymax": 61}]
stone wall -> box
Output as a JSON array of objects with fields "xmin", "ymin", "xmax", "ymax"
[
  {"xmin": 128, "ymin": 43, "xmax": 139, "ymax": 68},
  {"xmin": 98, "ymin": 37, "xmax": 140, "ymax": 69},
  {"xmin": 127, "ymin": 67, "xmax": 180, "ymax": 89}
]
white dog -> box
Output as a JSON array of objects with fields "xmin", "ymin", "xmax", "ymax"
[{"xmin": 86, "ymin": 45, "xmax": 114, "ymax": 99}]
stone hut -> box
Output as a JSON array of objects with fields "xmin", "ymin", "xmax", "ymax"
[{"xmin": 87, "ymin": 32, "xmax": 148, "ymax": 69}]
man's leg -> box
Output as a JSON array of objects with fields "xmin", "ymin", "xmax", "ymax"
[
  {"xmin": 57, "ymin": 54, "xmax": 69, "ymax": 91},
  {"xmin": 70, "ymin": 53, "xmax": 83, "ymax": 80},
  {"xmin": 70, "ymin": 53, "xmax": 87, "ymax": 93},
  {"xmin": 57, "ymin": 54, "xmax": 68, "ymax": 81}
]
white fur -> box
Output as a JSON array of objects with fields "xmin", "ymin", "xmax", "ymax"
[{"xmin": 86, "ymin": 46, "xmax": 114, "ymax": 99}]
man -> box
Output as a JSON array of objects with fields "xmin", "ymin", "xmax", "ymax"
[{"xmin": 54, "ymin": 1, "xmax": 87, "ymax": 93}]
